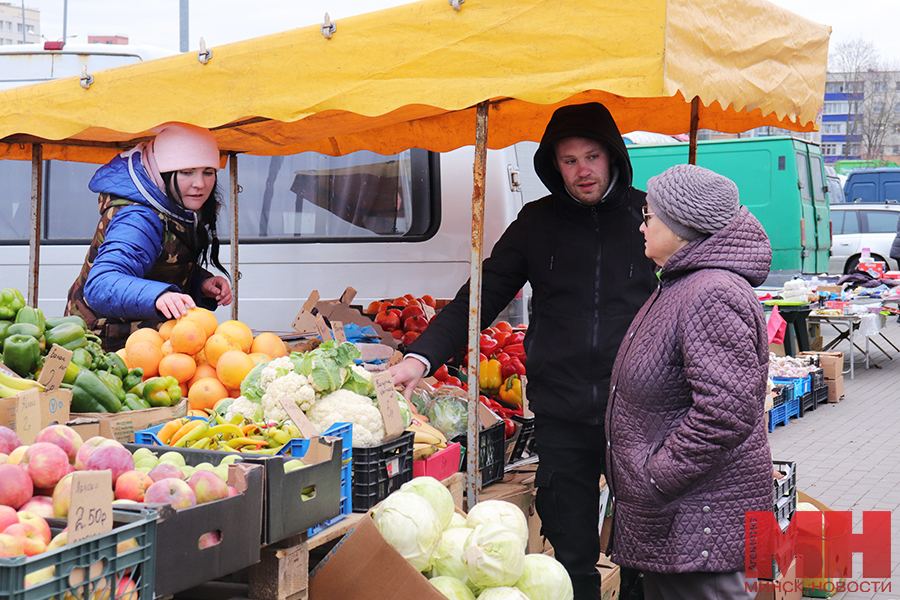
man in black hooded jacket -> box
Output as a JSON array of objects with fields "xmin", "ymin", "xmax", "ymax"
[{"xmin": 390, "ymin": 102, "xmax": 657, "ymax": 600}]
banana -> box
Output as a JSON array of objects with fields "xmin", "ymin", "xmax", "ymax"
[
  {"xmin": 0, "ymin": 371, "xmax": 44, "ymax": 392},
  {"xmin": 413, "ymin": 443, "xmax": 439, "ymax": 461},
  {"xmin": 406, "ymin": 420, "xmax": 448, "ymax": 446},
  {"xmin": 412, "ymin": 430, "xmax": 444, "ymax": 446},
  {"xmin": 0, "ymin": 382, "xmax": 25, "ymax": 399}
]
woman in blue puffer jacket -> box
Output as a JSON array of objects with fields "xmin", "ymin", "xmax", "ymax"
[{"xmin": 66, "ymin": 123, "xmax": 232, "ymax": 350}]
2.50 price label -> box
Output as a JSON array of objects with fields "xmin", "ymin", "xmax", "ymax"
[{"xmin": 68, "ymin": 471, "xmax": 113, "ymax": 544}]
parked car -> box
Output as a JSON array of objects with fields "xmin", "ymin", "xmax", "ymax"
[{"xmin": 829, "ymin": 204, "xmax": 900, "ymax": 274}]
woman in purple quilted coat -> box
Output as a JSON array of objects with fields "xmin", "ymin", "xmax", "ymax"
[{"xmin": 606, "ymin": 164, "xmax": 773, "ymax": 600}]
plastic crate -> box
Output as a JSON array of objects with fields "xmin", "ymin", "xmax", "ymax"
[
  {"xmin": 136, "ymin": 416, "xmax": 301, "ymax": 456},
  {"xmin": 0, "ymin": 509, "xmax": 157, "ymax": 600},
  {"xmin": 771, "ymin": 385, "xmax": 787, "ymax": 408},
  {"xmin": 508, "ymin": 414, "xmax": 535, "ymax": 463},
  {"xmin": 352, "ymin": 430, "xmax": 415, "ymax": 512},
  {"xmin": 814, "ymin": 384, "xmax": 829, "ymax": 405},
  {"xmin": 799, "ymin": 391, "xmax": 816, "ymax": 417},
  {"xmin": 307, "ymin": 422, "xmax": 353, "ymax": 537},
  {"xmin": 452, "ymin": 420, "xmax": 506, "ymax": 486},
  {"xmin": 772, "ymin": 376, "xmax": 809, "ymax": 399},
  {"xmin": 768, "ymin": 404, "xmax": 787, "ymax": 432},
  {"xmin": 773, "ymin": 460, "xmax": 797, "ymax": 500},
  {"xmin": 775, "ymin": 494, "xmax": 797, "ymax": 524},
  {"xmin": 809, "ymin": 367, "xmax": 825, "ymax": 390}
]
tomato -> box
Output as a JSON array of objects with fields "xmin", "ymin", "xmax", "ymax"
[
  {"xmin": 493, "ymin": 330, "xmax": 510, "ymax": 349},
  {"xmin": 495, "ymin": 321, "xmax": 513, "ymax": 334},
  {"xmin": 434, "ymin": 364, "xmax": 450, "ymax": 381},
  {"xmin": 444, "ymin": 376, "xmax": 463, "ymax": 388},
  {"xmin": 503, "ymin": 418, "xmax": 516, "ymax": 439}
]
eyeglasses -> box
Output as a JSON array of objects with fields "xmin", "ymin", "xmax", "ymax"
[{"xmin": 641, "ymin": 206, "xmax": 655, "ymax": 225}]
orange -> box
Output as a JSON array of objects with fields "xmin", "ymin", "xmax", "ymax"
[
  {"xmin": 126, "ymin": 340, "xmax": 163, "ymax": 378},
  {"xmin": 249, "ymin": 352, "xmax": 271, "ymax": 365},
  {"xmin": 169, "ymin": 319, "xmax": 207, "ymax": 355},
  {"xmin": 204, "ymin": 333, "xmax": 242, "ymax": 368},
  {"xmin": 215, "ymin": 320, "xmax": 253, "ymax": 352},
  {"xmin": 187, "ymin": 377, "xmax": 229, "ymax": 411},
  {"xmin": 158, "ymin": 319, "xmax": 177, "ymax": 341},
  {"xmin": 193, "ymin": 348, "xmax": 209, "ymax": 366},
  {"xmin": 158, "ymin": 353, "xmax": 197, "ymax": 384},
  {"xmin": 250, "ymin": 332, "xmax": 289, "ymax": 359},
  {"xmin": 160, "ymin": 340, "xmax": 175, "ymax": 356},
  {"xmin": 216, "ymin": 350, "xmax": 255, "ymax": 390},
  {"xmin": 188, "ymin": 363, "xmax": 218, "ymax": 390},
  {"xmin": 228, "ymin": 387, "xmax": 242, "ymax": 398},
  {"xmin": 116, "ymin": 348, "xmax": 131, "ymax": 370},
  {"xmin": 183, "ymin": 307, "xmax": 218, "ymax": 339},
  {"xmin": 125, "ymin": 328, "xmax": 164, "ymax": 352}
]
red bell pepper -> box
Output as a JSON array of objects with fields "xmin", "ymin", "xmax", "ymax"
[
  {"xmin": 434, "ymin": 364, "xmax": 449, "ymax": 381},
  {"xmin": 504, "ymin": 343, "xmax": 526, "ymax": 361},
  {"xmin": 507, "ymin": 331, "xmax": 525, "ymax": 346},
  {"xmin": 479, "ymin": 333, "xmax": 500, "ymax": 357}
]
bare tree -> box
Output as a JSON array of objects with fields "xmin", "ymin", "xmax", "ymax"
[
  {"xmin": 829, "ymin": 38, "xmax": 879, "ymax": 158},
  {"xmin": 857, "ymin": 63, "xmax": 900, "ymax": 160}
]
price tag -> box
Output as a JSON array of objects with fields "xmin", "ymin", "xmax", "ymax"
[
  {"xmin": 387, "ymin": 351, "xmax": 404, "ymax": 367},
  {"xmin": 38, "ymin": 344, "xmax": 73, "ymax": 392},
  {"xmin": 279, "ymin": 396, "xmax": 319, "ymax": 440},
  {"xmin": 521, "ymin": 375, "xmax": 532, "ymax": 417},
  {"xmin": 15, "ymin": 388, "xmax": 41, "ymax": 444},
  {"xmin": 372, "ymin": 371, "xmax": 403, "ymax": 440},
  {"xmin": 68, "ymin": 470, "xmax": 113, "ymax": 544},
  {"xmin": 332, "ymin": 321, "xmax": 347, "ymax": 343},
  {"xmin": 315, "ymin": 314, "xmax": 333, "ymax": 341}
]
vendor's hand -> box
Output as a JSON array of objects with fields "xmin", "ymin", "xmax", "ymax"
[
  {"xmin": 156, "ymin": 292, "xmax": 196, "ymax": 319},
  {"xmin": 201, "ymin": 276, "xmax": 233, "ymax": 306},
  {"xmin": 389, "ymin": 357, "xmax": 427, "ymax": 400}
]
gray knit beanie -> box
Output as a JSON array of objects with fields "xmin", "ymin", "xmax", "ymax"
[{"xmin": 645, "ymin": 164, "xmax": 739, "ymax": 241}]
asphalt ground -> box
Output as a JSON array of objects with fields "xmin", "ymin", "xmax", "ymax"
[{"xmin": 767, "ymin": 314, "xmax": 900, "ymax": 599}]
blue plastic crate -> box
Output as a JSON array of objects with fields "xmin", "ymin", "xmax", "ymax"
[
  {"xmin": 768, "ymin": 404, "xmax": 787, "ymax": 432},
  {"xmin": 771, "ymin": 376, "xmax": 808, "ymax": 399},
  {"xmin": 784, "ymin": 396, "xmax": 800, "ymax": 421}
]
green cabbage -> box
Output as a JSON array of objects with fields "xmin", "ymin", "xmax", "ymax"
[
  {"xmin": 399, "ymin": 476, "xmax": 456, "ymax": 530},
  {"xmin": 430, "ymin": 576, "xmax": 476, "ymax": 600},
  {"xmin": 447, "ymin": 512, "xmax": 469, "ymax": 529},
  {"xmin": 431, "ymin": 526, "xmax": 476, "ymax": 588},
  {"xmin": 466, "ymin": 500, "xmax": 529, "ymax": 548},
  {"xmin": 514, "ymin": 554, "xmax": 573, "ymax": 600},
  {"xmin": 373, "ymin": 491, "xmax": 442, "ymax": 572},
  {"xmin": 424, "ymin": 394, "xmax": 468, "ymax": 439},
  {"xmin": 463, "ymin": 523, "xmax": 526, "ymax": 589},
  {"xmin": 476, "ymin": 588, "xmax": 531, "ymax": 600}
]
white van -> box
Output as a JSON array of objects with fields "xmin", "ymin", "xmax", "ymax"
[{"xmin": 1, "ymin": 144, "xmax": 542, "ymax": 331}]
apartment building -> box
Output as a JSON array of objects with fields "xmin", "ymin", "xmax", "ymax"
[{"xmin": 0, "ymin": 2, "xmax": 39, "ymax": 45}]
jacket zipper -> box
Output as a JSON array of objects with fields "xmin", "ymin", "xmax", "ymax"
[{"xmin": 592, "ymin": 206, "xmax": 601, "ymax": 413}]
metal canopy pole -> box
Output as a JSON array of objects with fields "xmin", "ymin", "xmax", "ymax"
[
  {"xmin": 465, "ymin": 101, "xmax": 489, "ymax": 507},
  {"xmin": 688, "ymin": 96, "xmax": 700, "ymax": 165},
  {"xmin": 27, "ymin": 143, "xmax": 43, "ymax": 308},
  {"xmin": 229, "ymin": 153, "xmax": 240, "ymax": 321}
]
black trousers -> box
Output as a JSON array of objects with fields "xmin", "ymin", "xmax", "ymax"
[{"xmin": 534, "ymin": 415, "xmax": 606, "ymax": 600}]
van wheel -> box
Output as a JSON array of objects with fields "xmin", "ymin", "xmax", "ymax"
[{"xmin": 845, "ymin": 256, "xmax": 860, "ymax": 274}]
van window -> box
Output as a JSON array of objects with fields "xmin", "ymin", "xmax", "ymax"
[
  {"xmin": 862, "ymin": 210, "xmax": 899, "ymax": 234},
  {"xmin": 795, "ymin": 153, "xmax": 810, "ymax": 200},
  {"xmin": 809, "ymin": 155, "xmax": 826, "ymax": 202},
  {"xmin": 233, "ymin": 148, "xmax": 438, "ymax": 243}
]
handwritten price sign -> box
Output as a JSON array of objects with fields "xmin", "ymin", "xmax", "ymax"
[
  {"xmin": 15, "ymin": 388, "xmax": 41, "ymax": 444},
  {"xmin": 372, "ymin": 371, "xmax": 403, "ymax": 440},
  {"xmin": 68, "ymin": 470, "xmax": 113, "ymax": 544}
]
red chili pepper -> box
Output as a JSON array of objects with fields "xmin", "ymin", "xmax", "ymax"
[{"xmin": 434, "ymin": 364, "xmax": 450, "ymax": 381}]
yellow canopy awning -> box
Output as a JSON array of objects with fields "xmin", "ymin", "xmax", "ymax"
[{"xmin": 0, "ymin": 0, "xmax": 830, "ymax": 163}]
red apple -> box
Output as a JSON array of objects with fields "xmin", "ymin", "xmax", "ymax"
[
  {"xmin": 403, "ymin": 314, "xmax": 429, "ymax": 333},
  {"xmin": 47, "ymin": 530, "xmax": 67, "ymax": 551},
  {"xmin": 84, "ymin": 445, "xmax": 135, "ymax": 486},
  {"xmin": 18, "ymin": 496, "xmax": 54, "ymax": 519},
  {"xmin": 0, "ymin": 463, "xmax": 33, "ymax": 509},
  {"xmin": 0, "ymin": 505, "xmax": 19, "ymax": 532},
  {"xmin": 22, "ymin": 442, "xmax": 70, "ymax": 489},
  {"xmin": 115, "ymin": 576, "xmax": 138, "ymax": 600},
  {"xmin": 148, "ymin": 463, "xmax": 184, "ymax": 482},
  {"xmin": 52, "ymin": 472, "xmax": 74, "ymax": 518},
  {"xmin": 0, "ymin": 426, "xmax": 22, "ymax": 455},
  {"xmin": 74, "ymin": 437, "xmax": 122, "ymax": 470},
  {"xmin": 198, "ymin": 530, "xmax": 222, "ymax": 549},
  {"xmin": 226, "ymin": 486, "xmax": 240, "ymax": 497},
  {"xmin": 17, "ymin": 511, "xmax": 50, "ymax": 544},
  {"xmin": 7, "ymin": 445, "xmax": 28, "ymax": 465},
  {"xmin": 188, "ymin": 471, "xmax": 228, "ymax": 504},
  {"xmin": 116, "ymin": 537, "xmax": 138, "ymax": 555},
  {"xmin": 114, "ymin": 471, "xmax": 153, "ymax": 502},
  {"xmin": 35, "ymin": 425, "xmax": 83, "ymax": 464},
  {"xmin": 0, "ymin": 532, "xmax": 24, "ymax": 556},
  {"xmin": 374, "ymin": 310, "xmax": 401, "ymax": 332},
  {"xmin": 4, "ymin": 522, "xmax": 47, "ymax": 555},
  {"xmin": 144, "ymin": 478, "xmax": 196, "ymax": 509},
  {"xmin": 399, "ymin": 305, "xmax": 425, "ymax": 322}
]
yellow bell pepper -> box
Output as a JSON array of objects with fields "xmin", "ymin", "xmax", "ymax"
[
  {"xmin": 499, "ymin": 374, "xmax": 522, "ymax": 407},
  {"xmin": 479, "ymin": 358, "xmax": 503, "ymax": 395}
]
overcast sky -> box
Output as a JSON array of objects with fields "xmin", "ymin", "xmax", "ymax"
[{"xmin": 23, "ymin": 0, "xmax": 900, "ymax": 65}]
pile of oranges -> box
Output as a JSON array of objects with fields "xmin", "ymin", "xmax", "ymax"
[{"xmin": 117, "ymin": 308, "xmax": 289, "ymax": 413}]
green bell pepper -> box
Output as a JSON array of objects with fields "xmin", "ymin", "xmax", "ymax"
[
  {"xmin": 7, "ymin": 322, "xmax": 42, "ymax": 338},
  {"xmin": 98, "ymin": 352, "xmax": 128, "ymax": 380},
  {"xmin": 45, "ymin": 316, "xmax": 88, "ymax": 330},
  {"xmin": 70, "ymin": 369, "xmax": 122, "ymax": 413},
  {"xmin": 123, "ymin": 368, "xmax": 144, "ymax": 394},
  {"xmin": 44, "ymin": 323, "xmax": 87, "ymax": 351},
  {"xmin": 97, "ymin": 370, "xmax": 126, "ymax": 403},
  {"xmin": 0, "ymin": 321, "xmax": 12, "ymax": 345},
  {"xmin": 123, "ymin": 393, "xmax": 151, "ymax": 411},
  {"xmin": 0, "ymin": 288, "xmax": 25, "ymax": 320},
  {"xmin": 62, "ymin": 382, "xmax": 105, "ymax": 413},
  {"xmin": 143, "ymin": 375, "xmax": 182, "ymax": 408},
  {"xmin": 3, "ymin": 334, "xmax": 41, "ymax": 377},
  {"xmin": 14, "ymin": 306, "xmax": 45, "ymax": 334},
  {"xmin": 62, "ymin": 361, "xmax": 80, "ymax": 385},
  {"xmin": 71, "ymin": 347, "xmax": 93, "ymax": 370}
]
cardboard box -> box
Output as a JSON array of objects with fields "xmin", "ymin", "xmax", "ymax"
[
  {"xmin": 754, "ymin": 557, "xmax": 801, "ymax": 600},
  {"xmin": 826, "ymin": 376, "xmax": 844, "ymax": 403},
  {"xmin": 769, "ymin": 343, "xmax": 785, "ymax": 357},
  {"xmin": 798, "ymin": 352, "xmax": 843, "ymax": 380},
  {"xmin": 292, "ymin": 288, "xmax": 398, "ymax": 348},
  {"xmin": 858, "ymin": 261, "xmax": 885, "ymax": 278},
  {"xmin": 70, "ymin": 399, "xmax": 188, "ymax": 442},
  {"xmin": 597, "ymin": 554, "xmax": 621, "ymax": 600},
  {"xmin": 796, "ymin": 491, "xmax": 848, "ymax": 597},
  {"xmin": 0, "ymin": 389, "xmax": 73, "ymax": 434},
  {"xmin": 309, "ymin": 515, "xmax": 446, "ymax": 600}
]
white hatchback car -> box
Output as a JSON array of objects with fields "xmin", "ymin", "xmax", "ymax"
[{"xmin": 829, "ymin": 204, "xmax": 900, "ymax": 274}]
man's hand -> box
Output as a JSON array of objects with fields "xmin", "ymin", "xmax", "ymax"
[
  {"xmin": 156, "ymin": 292, "xmax": 196, "ymax": 319},
  {"xmin": 389, "ymin": 357, "xmax": 427, "ymax": 400},
  {"xmin": 201, "ymin": 276, "xmax": 233, "ymax": 306}
]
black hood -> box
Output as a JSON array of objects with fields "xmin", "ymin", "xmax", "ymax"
[{"xmin": 533, "ymin": 102, "xmax": 633, "ymax": 204}]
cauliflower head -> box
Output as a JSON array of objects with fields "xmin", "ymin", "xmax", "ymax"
[
  {"xmin": 259, "ymin": 356, "xmax": 295, "ymax": 392},
  {"xmin": 224, "ymin": 396, "xmax": 261, "ymax": 422},
  {"xmin": 261, "ymin": 371, "xmax": 317, "ymax": 421},
  {"xmin": 306, "ymin": 389, "xmax": 386, "ymax": 448}
]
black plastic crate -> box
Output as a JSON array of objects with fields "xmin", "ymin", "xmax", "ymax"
[
  {"xmin": 508, "ymin": 414, "xmax": 535, "ymax": 463},
  {"xmin": 798, "ymin": 391, "xmax": 816, "ymax": 417},
  {"xmin": 452, "ymin": 420, "xmax": 506, "ymax": 486},
  {"xmin": 810, "ymin": 367, "xmax": 825, "ymax": 390},
  {"xmin": 352, "ymin": 430, "xmax": 415, "ymax": 512},
  {"xmin": 814, "ymin": 384, "xmax": 828, "ymax": 405},
  {"xmin": 773, "ymin": 460, "xmax": 796, "ymax": 500},
  {"xmin": 775, "ymin": 494, "xmax": 797, "ymax": 524},
  {"xmin": 0, "ymin": 510, "xmax": 157, "ymax": 600},
  {"xmin": 771, "ymin": 385, "xmax": 786, "ymax": 408}
]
